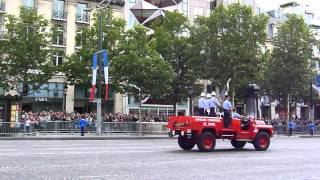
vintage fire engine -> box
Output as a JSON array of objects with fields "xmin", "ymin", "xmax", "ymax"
[{"xmin": 167, "ymin": 115, "xmax": 273, "ymax": 152}]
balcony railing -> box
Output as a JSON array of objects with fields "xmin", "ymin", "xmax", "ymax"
[
  {"xmin": 52, "ymin": 11, "xmax": 67, "ymax": 21},
  {"xmin": 76, "ymin": 13, "xmax": 90, "ymax": 24},
  {"xmin": 0, "ymin": 2, "xmax": 5, "ymax": 12}
]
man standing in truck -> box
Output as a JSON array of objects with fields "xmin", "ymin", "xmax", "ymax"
[
  {"xmin": 223, "ymin": 95, "xmax": 232, "ymax": 128},
  {"xmin": 198, "ymin": 92, "xmax": 206, "ymax": 116},
  {"xmin": 209, "ymin": 91, "xmax": 220, "ymax": 117}
]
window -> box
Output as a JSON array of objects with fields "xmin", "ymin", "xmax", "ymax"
[
  {"xmin": 193, "ymin": 7, "xmax": 204, "ymax": 17},
  {"xmin": 243, "ymin": 0, "xmax": 253, "ymax": 6},
  {"xmin": 21, "ymin": 83, "xmax": 64, "ymax": 98},
  {"xmin": 75, "ymin": 25, "xmax": 86, "ymax": 47},
  {"xmin": 52, "ymin": 51, "xmax": 64, "ymax": 66},
  {"xmin": 52, "ymin": 24, "xmax": 65, "ymax": 45},
  {"xmin": 256, "ymin": 7, "xmax": 261, "ymax": 14},
  {"xmin": 210, "ymin": 0, "xmax": 217, "ymax": 11},
  {"xmin": 22, "ymin": 0, "xmax": 35, "ymax": 8},
  {"xmin": 53, "ymin": 0, "xmax": 66, "ymax": 19},
  {"xmin": 76, "ymin": 3, "xmax": 89, "ymax": 22},
  {"xmin": 182, "ymin": 1, "xmax": 188, "ymax": 12},
  {"xmin": 129, "ymin": 0, "xmax": 136, "ymax": 3},
  {"xmin": 0, "ymin": 0, "xmax": 5, "ymax": 11}
]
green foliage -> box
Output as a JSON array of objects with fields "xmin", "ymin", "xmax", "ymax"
[
  {"xmin": 151, "ymin": 11, "xmax": 203, "ymax": 106},
  {"xmin": 265, "ymin": 14, "xmax": 318, "ymax": 103},
  {"xmin": 112, "ymin": 25, "xmax": 173, "ymax": 99},
  {"xmin": 193, "ymin": 4, "xmax": 269, "ymax": 97},
  {"xmin": 62, "ymin": 10, "xmax": 173, "ymax": 99},
  {"xmin": 0, "ymin": 7, "xmax": 56, "ymax": 93}
]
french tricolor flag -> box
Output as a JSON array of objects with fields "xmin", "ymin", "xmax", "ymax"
[
  {"xmin": 103, "ymin": 51, "xmax": 109, "ymax": 100},
  {"xmin": 89, "ymin": 54, "xmax": 98, "ymax": 102}
]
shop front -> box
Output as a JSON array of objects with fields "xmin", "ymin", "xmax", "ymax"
[
  {"xmin": 20, "ymin": 82, "xmax": 65, "ymax": 112},
  {"xmin": 21, "ymin": 97, "xmax": 63, "ymax": 112},
  {"xmin": 0, "ymin": 95, "xmax": 20, "ymax": 122}
]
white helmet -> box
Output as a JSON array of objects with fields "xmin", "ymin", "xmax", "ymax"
[
  {"xmin": 200, "ymin": 92, "xmax": 206, "ymax": 97},
  {"xmin": 206, "ymin": 94, "xmax": 212, "ymax": 98},
  {"xmin": 212, "ymin": 91, "xmax": 216, "ymax": 96}
]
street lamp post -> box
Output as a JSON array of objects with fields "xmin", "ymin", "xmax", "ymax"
[
  {"xmin": 91, "ymin": 0, "xmax": 111, "ymax": 135},
  {"xmin": 63, "ymin": 84, "xmax": 68, "ymax": 112},
  {"xmin": 309, "ymin": 81, "xmax": 314, "ymax": 122}
]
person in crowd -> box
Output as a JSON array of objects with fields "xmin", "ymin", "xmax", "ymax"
[
  {"xmin": 223, "ymin": 95, "xmax": 232, "ymax": 128},
  {"xmin": 198, "ymin": 92, "xmax": 206, "ymax": 116},
  {"xmin": 308, "ymin": 121, "xmax": 315, "ymax": 136},
  {"xmin": 288, "ymin": 120, "xmax": 295, "ymax": 136},
  {"xmin": 25, "ymin": 118, "xmax": 31, "ymax": 134},
  {"xmin": 79, "ymin": 115, "xmax": 87, "ymax": 136},
  {"xmin": 209, "ymin": 91, "xmax": 220, "ymax": 117}
]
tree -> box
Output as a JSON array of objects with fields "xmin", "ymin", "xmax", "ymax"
[
  {"xmin": 0, "ymin": 7, "xmax": 56, "ymax": 94},
  {"xmin": 152, "ymin": 11, "xmax": 203, "ymax": 112},
  {"xmin": 193, "ymin": 4, "xmax": 269, "ymax": 101},
  {"xmin": 265, "ymin": 14, "xmax": 318, "ymax": 117},
  {"xmin": 112, "ymin": 25, "xmax": 173, "ymax": 99},
  {"xmin": 61, "ymin": 9, "xmax": 126, "ymax": 91}
]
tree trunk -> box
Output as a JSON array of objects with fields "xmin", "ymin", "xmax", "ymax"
[
  {"xmin": 173, "ymin": 102, "xmax": 177, "ymax": 116},
  {"xmin": 232, "ymin": 90, "xmax": 235, "ymax": 109}
]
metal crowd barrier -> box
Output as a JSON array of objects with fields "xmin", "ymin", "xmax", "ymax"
[
  {"xmin": 272, "ymin": 125, "xmax": 318, "ymax": 135},
  {"xmin": 0, "ymin": 121, "xmax": 318, "ymax": 136},
  {"xmin": 0, "ymin": 121, "xmax": 168, "ymax": 135}
]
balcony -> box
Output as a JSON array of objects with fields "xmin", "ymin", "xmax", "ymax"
[
  {"xmin": 52, "ymin": 11, "xmax": 67, "ymax": 21},
  {"xmin": 76, "ymin": 14, "xmax": 90, "ymax": 24},
  {"xmin": 52, "ymin": 37, "xmax": 66, "ymax": 47},
  {"xmin": 0, "ymin": 2, "xmax": 5, "ymax": 12}
]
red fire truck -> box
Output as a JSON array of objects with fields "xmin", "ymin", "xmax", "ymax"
[{"xmin": 167, "ymin": 116, "xmax": 273, "ymax": 152}]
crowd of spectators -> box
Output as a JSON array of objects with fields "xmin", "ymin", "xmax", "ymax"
[
  {"xmin": 265, "ymin": 118, "xmax": 320, "ymax": 126},
  {"xmin": 18, "ymin": 111, "xmax": 169, "ymax": 124}
]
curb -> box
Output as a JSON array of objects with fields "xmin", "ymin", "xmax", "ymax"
[
  {"xmin": 299, "ymin": 135, "xmax": 320, "ymax": 138},
  {"xmin": 0, "ymin": 136, "xmax": 173, "ymax": 140}
]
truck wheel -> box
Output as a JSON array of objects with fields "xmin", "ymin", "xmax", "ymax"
[
  {"xmin": 253, "ymin": 131, "xmax": 270, "ymax": 151},
  {"xmin": 178, "ymin": 135, "xmax": 195, "ymax": 150},
  {"xmin": 197, "ymin": 132, "xmax": 216, "ymax": 152},
  {"xmin": 231, "ymin": 140, "xmax": 246, "ymax": 149}
]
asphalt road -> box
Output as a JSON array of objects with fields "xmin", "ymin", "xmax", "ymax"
[{"xmin": 0, "ymin": 137, "xmax": 319, "ymax": 180}]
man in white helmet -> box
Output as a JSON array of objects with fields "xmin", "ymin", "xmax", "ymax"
[
  {"xmin": 204, "ymin": 94, "xmax": 211, "ymax": 116},
  {"xmin": 209, "ymin": 91, "xmax": 220, "ymax": 117},
  {"xmin": 198, "ymin": 92, "xmax": 206, "ymax": 116}
]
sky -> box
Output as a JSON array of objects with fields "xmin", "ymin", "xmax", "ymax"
[{"xmin": 256, "ymin": 0, "xmax": 320, "ymax": 12}]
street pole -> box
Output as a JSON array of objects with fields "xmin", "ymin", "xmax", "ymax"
[
  {"xmin": 309, "ymin": 81, "xmax": 314, "ymax": 122},
  {"xmin": 138, "ymin": 89, "xmax": 142, "ymax": 136},
  {"xmin": 96, "ymin": 11, "xmax": 103, "ymax": 135}
]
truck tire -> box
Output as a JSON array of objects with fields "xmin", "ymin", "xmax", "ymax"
[
  {"xmin": 178, "ymin": 135, "xmax": 195, "ymax": 150},
  {"xmin": 197, "ymin": 132, "xmax": 216, "ymax": 152},
  {"xmin": 231, "ymin": 140, "xmax": 246, "ymax": 149},
  {"xmin": 253, "ymin": 131, "xmax": 270, "ymax": 151}
]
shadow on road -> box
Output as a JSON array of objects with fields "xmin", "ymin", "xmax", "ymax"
[{"xmin": 166, "ymin": 148, "xmax": 256, "ymax": 154}]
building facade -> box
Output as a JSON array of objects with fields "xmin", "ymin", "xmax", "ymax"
[{"xmin": 261, "ymin": 1, "xmax": 320, "ymax": 120}]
